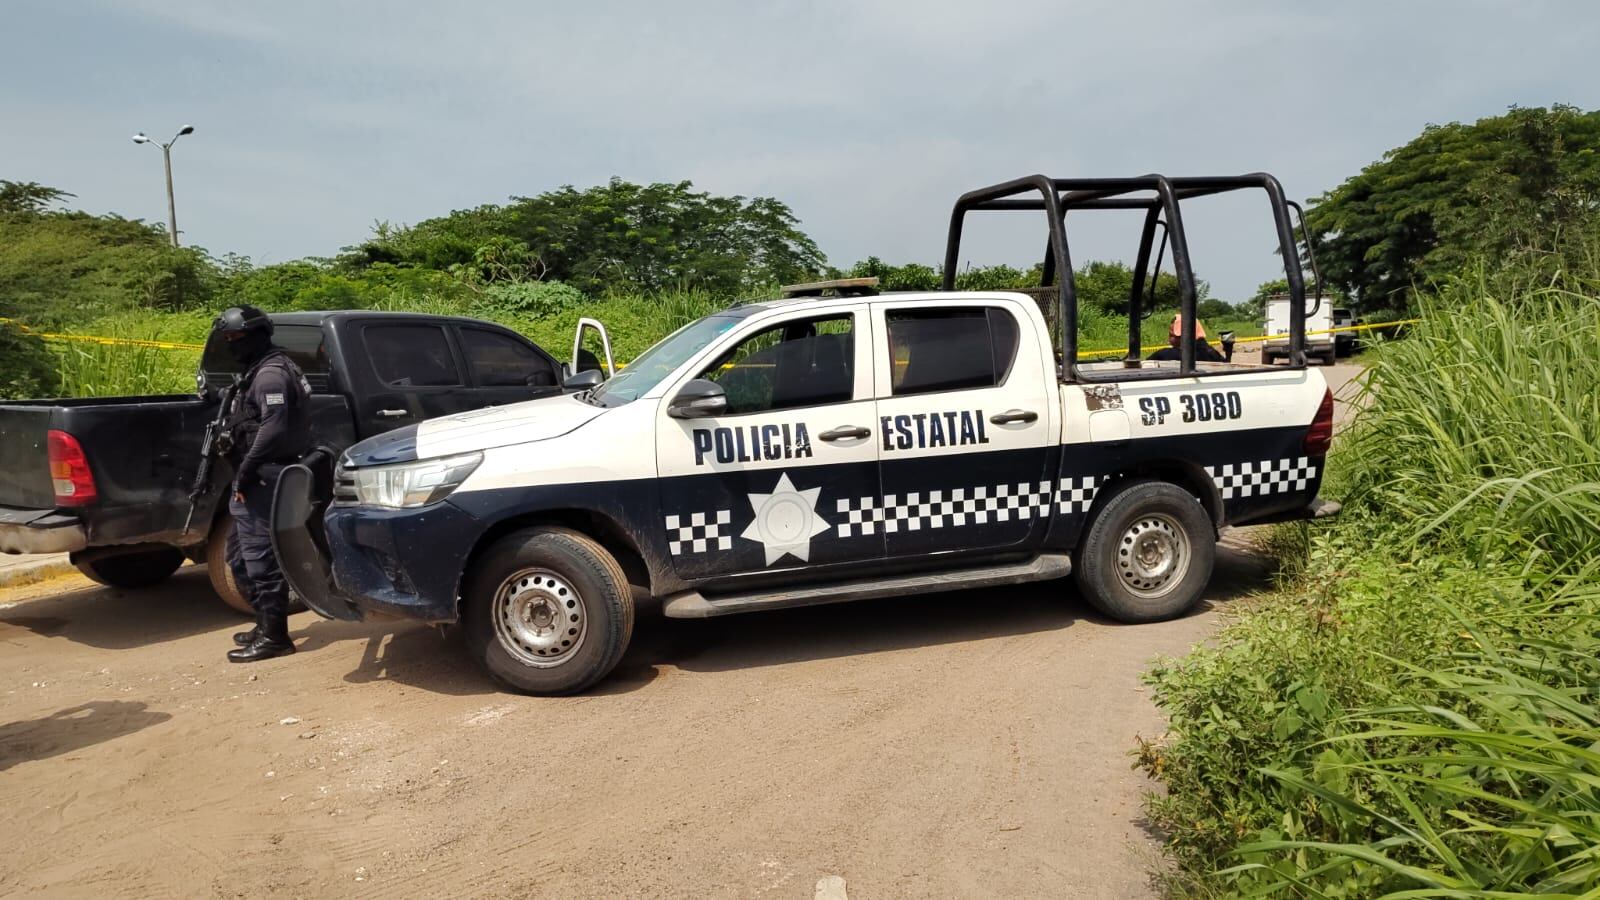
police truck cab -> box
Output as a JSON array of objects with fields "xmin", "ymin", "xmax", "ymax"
[{"xmin": 275, "ymin": 174, "xmax": 1339, "ymax": 695}]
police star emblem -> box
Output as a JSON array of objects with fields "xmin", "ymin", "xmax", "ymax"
[{"xmin": 741, "ymin": 473, "xmax": 831, "ymax": 565}]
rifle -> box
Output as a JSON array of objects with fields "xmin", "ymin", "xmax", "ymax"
[{"xmin": 182, "ymin": 376, "xmax": 241, "ymax": 538}]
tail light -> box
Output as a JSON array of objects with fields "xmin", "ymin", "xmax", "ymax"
[
  {"xmin": 47, "ymin": 430, "xmax": 98, "ymax": 506},
  {"xmin": 1302, "ymin": 388, "xmax": 1334, "ymax": 456}
]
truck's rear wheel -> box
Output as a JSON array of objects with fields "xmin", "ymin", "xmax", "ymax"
[
  {"xmin": 205, "ymin": 514, "xmax": 309, "ymax": 617},
  {"xmin": 205, "ymin": 515, "xmax": 254, "ymax": 614},
  {"xmin": 74, "ymin": 546, "xmax": 185, "ymax": 589},
  {"xmin": 1074, "ymin": 480, "xmax": 1215, "ymax": 623},
  {"xmin": 464, "ymin": 527, "xmax": 634, "ymax": 695}
]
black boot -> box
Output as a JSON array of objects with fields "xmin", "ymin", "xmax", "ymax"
[
  {"xmin": 233, "ymin": 626, "xmax": 262, "ymax": 646},
  {"xmin": 227, "ymin": 633, "xmax": 295, "ymax": 662}
]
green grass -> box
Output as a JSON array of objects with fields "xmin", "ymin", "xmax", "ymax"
[{"xmin": 1140, "ymin": 266, "xmax": 1600, "ymax": 896}]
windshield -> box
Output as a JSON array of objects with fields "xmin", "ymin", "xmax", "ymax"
[{"xmin": 589, "ymin": 313, "xmax": 748, "ymax": 405}]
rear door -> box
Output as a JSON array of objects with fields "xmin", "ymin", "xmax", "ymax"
[
  {"xmin": 351, "ymin": 321, "xmax": 473, "ymax": 437},
  {"xmin": 455, "ymin": 324, "xmax": 564, "ymax": 408},
  {"xmin": 872, "ymin": 299, "xmax": 1056, "ymax": 558},
  {"xmin": 654, "ymin": 306, "xmax": 884, "ymax": 585}
]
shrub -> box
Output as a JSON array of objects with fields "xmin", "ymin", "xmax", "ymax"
[{"xmin": 0, "ymin": 320, "xmax": 60, "ymax": 399}]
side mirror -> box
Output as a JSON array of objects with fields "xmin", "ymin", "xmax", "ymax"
[
  {"xmin": 563, "ymin": 369, "xmax": 604, "ymax": 391},
  {"xmin": 667, "ymin": 379, "xmax": 727, "ymax": 419}
]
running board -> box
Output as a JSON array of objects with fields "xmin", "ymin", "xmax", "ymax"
[{"xmin": 661, "ymin": 554, "xmax": 1073, "ymax": 619}]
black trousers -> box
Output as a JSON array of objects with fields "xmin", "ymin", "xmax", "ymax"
[{"xmin": 225, "ymin": 476, "xmax": 290, "ymax": 639}]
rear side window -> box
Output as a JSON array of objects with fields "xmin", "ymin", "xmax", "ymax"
[
  {"xmin": 461, "ymin": 327, "xmax": 558, "ymax": 387},
  {"xmin": 363, "ymin": 324, "xmax": 463, "ymax": 387},
  {"xmin": 201, "ymin": 324, "xmax": 330, "ymax": 391},
  {"xmin": 886, "ymin": 307, "xmax": 1019, "ymax": 395}
]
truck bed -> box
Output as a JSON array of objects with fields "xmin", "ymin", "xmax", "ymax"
[{"xmin": 0, "ymin": 394, "xmax": 215, "ymax": 545}]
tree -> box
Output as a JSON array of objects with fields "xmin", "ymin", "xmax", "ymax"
[
  {"xmin": 0, "ymin": 187, "xmax": 217, "ymax": 326},
  {"xmin": 0, "ymin": 180, "xmax": 73, "ymax": 215},
  {"xmin": 345, "ymin": 178, "xmax": 827, "ymax": 296},
  {"xmin": 1305, "ymin": 105, "xmax": 1600, "ymax": 308},
  {"xmin": 1071, "ymin": 260, "xmax": 1207, "ymax": 314}
]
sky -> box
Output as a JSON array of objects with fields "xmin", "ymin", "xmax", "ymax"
[{"xmin": 6, "ymin": 0, "xmax": 1599, "ymax": 301}]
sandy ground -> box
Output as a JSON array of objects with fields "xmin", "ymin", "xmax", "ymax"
[{"xmin": 0, "ymin": 361, "xmax": 1364, "ymax": 899}]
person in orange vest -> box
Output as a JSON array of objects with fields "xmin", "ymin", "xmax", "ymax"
[{"xmin": 1149, "ymin": 311, "xmax": 1224, "ymax": 362}]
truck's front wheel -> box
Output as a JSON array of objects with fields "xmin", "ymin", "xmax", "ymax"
[
  {"xmin": 1074, "ymin": 480, "xmax": 1215, "ymax": 623},
  {"xmin": 464, "ymin": 528, "xmax": 635, "ymax": 695},
  {"xmin": 74, "ymin": 546, "xmax": 185, "ymax": 589}
]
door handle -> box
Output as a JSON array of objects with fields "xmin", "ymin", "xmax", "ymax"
[
  {"xmin": 377, "ymin": 409, "xmax": 409, "ymax": 419},
  {"xmin": 819, "ymin": 425, "xmax": 872, "ymax": 442},
  {"xmin": 989, "ymin": 409, "xmax": 1038, "ymax": 425}
]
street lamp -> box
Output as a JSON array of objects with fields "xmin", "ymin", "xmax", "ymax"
[{"xmin": 132, "ymin": 125, "xmax": 195, "ymax": 247}]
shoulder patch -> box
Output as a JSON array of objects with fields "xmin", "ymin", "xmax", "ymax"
[{"xmin": 264, "ymin": 392, "xmax": 285, "ymax": 406}]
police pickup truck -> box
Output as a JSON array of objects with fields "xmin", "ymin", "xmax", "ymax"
[{"xmin": 276, "ymin": 174, "xmax": 1339, "ymax": 695}]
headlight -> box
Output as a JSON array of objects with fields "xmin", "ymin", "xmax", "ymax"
[{"xmin": 351, "ymin": 452, "xmax": 483, "ymax": 509}]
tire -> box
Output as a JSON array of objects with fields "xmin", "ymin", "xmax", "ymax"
[
  {"xmin": 205, "ymin": 514, "xmax": 255, "ymax": 615},
  {"xmin": 74, "ymin": 546, "xmax": 185, "ymax": 589},
  {"xmin": 1074, "ymin": 480, "xmax": 1216, "ymax": 623},
  {"xmin": 463, "ymin": 527, "xmax": 635, "ymax": 695},
  {"xmin": 204, "ymin": 513, "xmax": 309, "ymax": 616}
]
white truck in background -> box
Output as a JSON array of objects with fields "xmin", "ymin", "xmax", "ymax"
[{"xmin": 1263, "ymin": 293, "xmax": 1335, "ymax": 365}]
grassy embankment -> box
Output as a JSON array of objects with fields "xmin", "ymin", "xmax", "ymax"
[
  {"xmin": 1142, "ymin": 267, "xmax": 1600, "ymax": 896},
  {"xmin": 44, "ymin": 290, "xmax": 1261, "ymax": 397}
]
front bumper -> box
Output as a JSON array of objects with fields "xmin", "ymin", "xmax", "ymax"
[
  {"xmin": 272, "ymin": 464, "xmax": 486, "ymax": 624},
  {"xmin": 0, "ymin": 506, "xmax": 88, "ymax": 555}
]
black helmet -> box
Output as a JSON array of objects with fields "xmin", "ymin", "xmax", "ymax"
[{"xmin": 213, "ymin": 305, "xmax": 273, "ymax": 336}]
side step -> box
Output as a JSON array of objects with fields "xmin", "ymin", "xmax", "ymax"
[{"xmin": 661, "ymin": 554, "xmax": 1073, "ymax": 619}]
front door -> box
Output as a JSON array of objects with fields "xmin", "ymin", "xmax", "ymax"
[
  {"xmin": 655, "ymin": 307, "xmax": 884, "ymax": 586},
  {"xmin": 455, "ymin": 324, "xmax": 564, "ymax": 408},
  {"xmin": 351, "ymin": 320, "xmax": 473, "ymax": 438},
  {"xmin": 872, "ymin": 300, "xmax": 1056, "ymax": 558}
]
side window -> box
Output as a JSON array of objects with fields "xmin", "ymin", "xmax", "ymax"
[
  {"xmin": 887, "ymin": 307, "xmax": 1019, "ymax": 396},
  {"xmin": 363, "ymin": 324, "xmax": 463, "ymax": 387},
  {"xmin": 461, "ymin": 327, "xmax": 557, "ymax": 387},
  {"xmin": 202, "ymin": 324, "xmax": 331, "ymax": 391},
  {"xmin": 700, "ymin": 314, "xmax": 854, "ymax": 415}
]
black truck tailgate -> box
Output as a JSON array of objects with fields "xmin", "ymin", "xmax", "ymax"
[
  {"xmin": 0, "ymin": 395, "xmax": 215, "ymax": 546},
  {"xmin": 0, "ymin": 401, "xmax": 56, "ymax": 509}
]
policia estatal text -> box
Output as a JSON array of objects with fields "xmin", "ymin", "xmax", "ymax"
[{"xmin": 215, "ymin": 306, "xmax": 311, "ymax": 662}]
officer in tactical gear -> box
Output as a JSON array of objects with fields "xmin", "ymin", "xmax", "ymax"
[{"xmin": 214, "ymin": 306, "xmax": 312, "ymax": 662}]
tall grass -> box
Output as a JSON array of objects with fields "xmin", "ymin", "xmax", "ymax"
[
  {"xmin": 1141, "ymin": 261, "xmax": 1600, "ymax": 896},
  {"xmin": 1338, "ymin": 276, "xmax": 1600, "ymax": 574}
]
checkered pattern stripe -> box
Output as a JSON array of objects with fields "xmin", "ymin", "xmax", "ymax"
[
  {"xmin": 836, "ymin": 476, "xmax": 1104, "ymax": 538},
  {"xmin": 665, "ymin": 510, "xmax": 732, "ymax": 555},
  {"xmin": 1205, "ymin": 457, "xmax": 1318, "ymax": 500}
]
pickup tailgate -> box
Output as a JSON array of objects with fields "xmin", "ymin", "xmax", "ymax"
[
  {"xmin": 0, "ymin": 402, "xmax": 58, "ymax": 509},
  {"xmin": 0, "ymin": 395, "xmax": 216, "ymax": 547}
]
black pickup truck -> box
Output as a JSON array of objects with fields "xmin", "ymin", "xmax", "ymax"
[{"xmin": 0, "ymin": 310, "xmax": 592, "ymax": 611}]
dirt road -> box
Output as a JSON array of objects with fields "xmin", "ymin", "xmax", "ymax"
[{"xmin": 0, "ymin": 364, "xmax": 1364, "ymax": 899}]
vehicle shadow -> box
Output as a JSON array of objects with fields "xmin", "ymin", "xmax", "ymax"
[
  {"xmin": 622, "ymin": 528, "xmax": 1279, "ymax": 680},
  {"xmin": 289, "ymin": 531, "xmax": 1280, "ymax": 697},
  {"xmin": 0, "ymin": 700, "xmax": 172, "ymax": 772},
  {"xmin": 0, "ymin": 567, "xmax": 243, "ymax": 651}
]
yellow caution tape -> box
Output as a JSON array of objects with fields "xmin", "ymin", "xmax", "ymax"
[
  {"xmin": 1075, "ymin": 318, "xmax": 1421, "ymax": 360},
  {"xmin": 0, "ymin": 317, "xmax": 205, "ymax": 351}
]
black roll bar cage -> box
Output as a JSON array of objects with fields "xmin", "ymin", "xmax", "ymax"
[{"xmin": 942, "ymin": 174, "xmax": 1307, "ymax": 381}]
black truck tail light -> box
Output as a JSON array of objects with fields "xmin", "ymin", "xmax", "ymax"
[
  {"xmin": 1302, "ymin": 389, "xmax": 1334, "ymax": 456},
  {"xmin": 47, "ymin": 429, "xmax": 98, "ymax": 506}
]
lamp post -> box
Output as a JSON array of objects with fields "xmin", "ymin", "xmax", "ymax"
[{"xmin": 132, "ymin": 125, "xmax": 194, "ymax": 247}]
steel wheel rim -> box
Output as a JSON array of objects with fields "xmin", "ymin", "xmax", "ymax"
[
  {"xmin": 492, "ymin": 568, "xmax": 586, "ymax": 667},
  {"xmin": 1116, "ymin": 513, "xmax": 1190, "ymax": 599}
]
